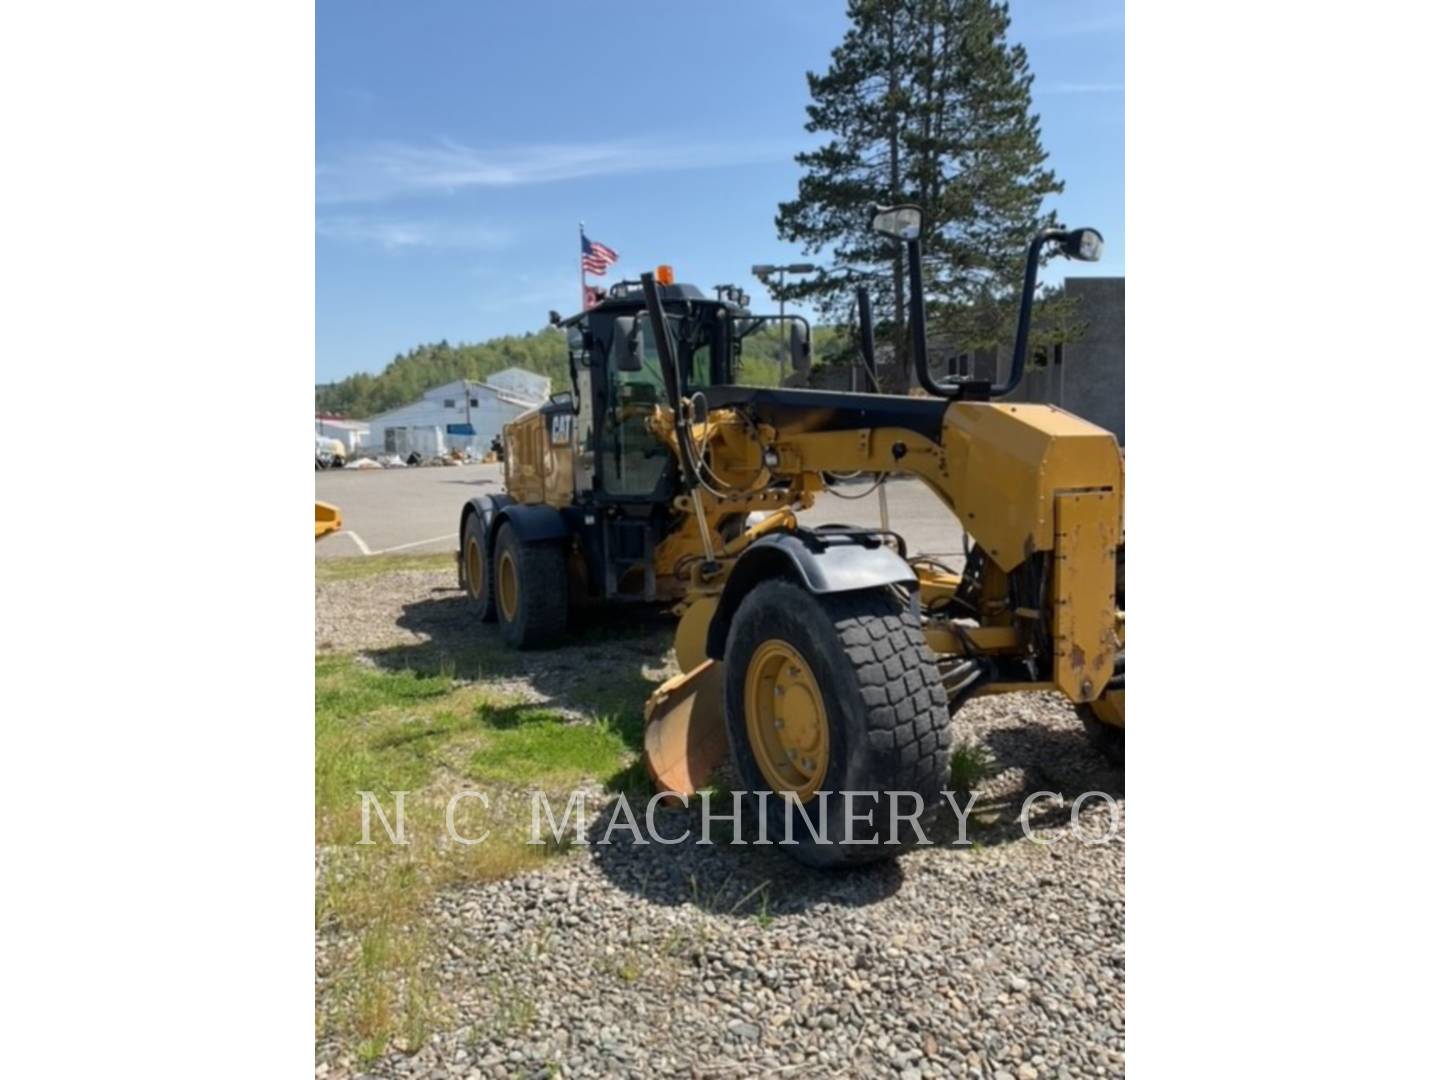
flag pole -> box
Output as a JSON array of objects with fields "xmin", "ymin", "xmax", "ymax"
[{"xmin": 578, "ymin": 220, "xmax": 586, "ymax": 310}]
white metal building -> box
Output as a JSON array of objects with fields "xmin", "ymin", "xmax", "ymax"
[
  {"xmin": 315, "ymin": 417, "xmax": 371, "ymax": 454},
  {"xmin": 363, "ymin": 375, "xmax": 546, "ymax": 457}
]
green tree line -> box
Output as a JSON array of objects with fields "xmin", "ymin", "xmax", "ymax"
[
  {"xmin": 316, "ymin": 330, "xmax": 571, "ymax": 417},
  {"xmin": 315, "ymin": 323, "xmax": 854, "ymax": 416}
]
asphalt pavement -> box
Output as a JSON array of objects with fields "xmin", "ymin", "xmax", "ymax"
[{"xmin": 315, "ymin": 462, "xmax": 967, "ymax": 561}]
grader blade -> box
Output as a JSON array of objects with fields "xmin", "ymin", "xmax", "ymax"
[{"xmin": 643, "ymin": 660, "xmax": 728, "ymax": 795}]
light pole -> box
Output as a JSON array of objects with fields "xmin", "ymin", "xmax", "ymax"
[
  {"xmin": 751, "ymin": 263, "xmax": 817, "ymax": 378},
  {"xmin": 750, "ymin": 262, "xmax": 817, "ymax": 324}
]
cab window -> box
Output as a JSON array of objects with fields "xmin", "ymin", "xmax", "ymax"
[{"xmin": 599, "ymin": 315, "xmax": 669, "ymax": 497}]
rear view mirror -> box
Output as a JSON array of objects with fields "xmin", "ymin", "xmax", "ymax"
[{"xmin": 612, "ymin": 317, "xmax": 644, "ymax": 372}]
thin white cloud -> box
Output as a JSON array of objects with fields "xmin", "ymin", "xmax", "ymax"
[
  {"xmin": 316, "ymin": 135, "xmax": 798, "ymax": 204},
  {"xmin": 1036, "ymin": 82, "xmax": 1125, "ymax": 95},
  {"xmin": 316, "ymin": 216, "xmax": 512, "ymax": 251},
  {"xmin": 1026, "ymin": 7, "xmax": 1124, "ymax": 39}
]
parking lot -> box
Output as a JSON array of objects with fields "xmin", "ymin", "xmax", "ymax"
[{"xmin": 314, "ymin": 462, "xmax": 970, "ymax": 561}]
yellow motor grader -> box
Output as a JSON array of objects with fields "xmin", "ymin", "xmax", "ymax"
[{"xmin": 457, "ymin": 206, "xmax": 1123, "ymax": 866}]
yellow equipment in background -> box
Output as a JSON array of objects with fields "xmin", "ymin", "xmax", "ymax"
[
  {"xmin": 315, "ymin": 501, "xmax": 342, "ymax": 540},
  {"xmin": 456, "ymin": 205, "xmax": 1123, "ymax": 866}
]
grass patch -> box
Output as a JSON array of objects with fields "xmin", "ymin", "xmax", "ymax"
[
  {"xmin": 315, "ymin": 654, "xmax": 645, "ymax": 1060},
  {"xmin": 950, "ymin": 739, "xmax": 999, "ymax": 791},
  {"xmin": 316, "ymin": 552, "xmax": 457, "ymax": 583},
  {"xmin": 467, "ymin": 706, "xmax": 631, "ymax": 787},
  {"xmin": 315, "ymin": 658, "xmax": 459, "ymax": 822}
]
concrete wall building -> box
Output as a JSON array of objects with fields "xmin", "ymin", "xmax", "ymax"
[
  {"xmin": 364, "ymin": 375, "xmax": 545, "ymax": 457},
  {"xmin": 1009, "ymin": 277, "xmax": 1125, "ymax": 443}
]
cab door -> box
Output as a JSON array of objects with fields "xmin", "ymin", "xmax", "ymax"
[{"xmin": 596, "ymin": 313, "xmax": 673, "ymax": 502}]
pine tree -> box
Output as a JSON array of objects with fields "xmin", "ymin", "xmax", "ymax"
[{"xmin": 775, "ymin": 0, "xmax": 1064, "ymax": 389}]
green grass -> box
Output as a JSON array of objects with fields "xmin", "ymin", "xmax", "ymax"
[
  {"xmin": 315, "ymin": 658, "xmax": 459, "ymax": 820},
  {"xmin": 316, "ymin": 552, "xmax": 457, "ymax": 583},
  {"xmin": 950, "ymin": 739, "xmax": 999, "ymax": 791},
  {"xmin": 315, "ymin": 653, "xmax": 647, "ymax": 1060},
  {"xmin": 467, "ymin": 707, "xmax": 631, "ymax": 786}
]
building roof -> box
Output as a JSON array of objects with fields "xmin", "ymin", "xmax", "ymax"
[
  {"xmin": 365, "ymin": 378, "xmax": 543, "ymax": 424},
  {"xmin": 492, "ymin": 389, "xmax": 539, "ymax": 409}
]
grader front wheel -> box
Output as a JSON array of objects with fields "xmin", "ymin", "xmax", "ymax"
[
  {"xmin": 743, "ymin": 639, "xmax": 831, "ymax": 802},
  {"xmin": 724, "ymin": 579, "xmax": 953, "ymax": 868}
]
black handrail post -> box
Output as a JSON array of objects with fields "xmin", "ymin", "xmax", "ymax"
[
  {"xmin": 902, "ymin": 236, "xmax": 954, "ymax": 399},
  {"xmin": 639, "ymin": 271, "xmax": 700, "ymax": 490},
  {"xmin": 857, "ymin": 285, "xmax": 879, "ymax": 393},
  {"xmin": 996, "ymin": 227, "xmax": 1066, "ymax": 399}
]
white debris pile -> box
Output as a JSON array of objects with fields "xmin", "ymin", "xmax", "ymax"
[{"xmin": 338, "ymin": 450, "xmax": 476, "ymax": 470}]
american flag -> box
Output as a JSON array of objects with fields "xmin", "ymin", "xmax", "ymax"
[{"xmin": 581, "ymin": 234, "xmax": 618, "ymax": 276}]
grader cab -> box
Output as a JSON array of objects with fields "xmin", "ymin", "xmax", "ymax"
[{"xmin": 457, "ymin": 207, "xmax": 1123, "ymax": 866}]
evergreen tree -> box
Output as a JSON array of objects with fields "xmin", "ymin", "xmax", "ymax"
[{"xmin": 775, "ymin": 0, "xmax": 1064, "ymax": 389}]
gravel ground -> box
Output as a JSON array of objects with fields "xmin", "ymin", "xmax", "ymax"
[{"xmin": 316, "ymin": 568, "xmax": 1124, "ymax": 1079}]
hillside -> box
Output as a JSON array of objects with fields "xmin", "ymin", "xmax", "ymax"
[
  {"xmin": 316, "ymin": 330, "xmax": 570, "ymax": 418},
  {"xmin": 316, "ymin": 322, "xmax": 854, "ymax": 419}
]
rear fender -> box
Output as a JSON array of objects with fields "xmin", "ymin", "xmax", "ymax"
[
  {"xmin": 704, "ymin": 530, "xmax": 916, "ymax": 660},
  {"xmin": 494, "ymin": 503, "xmax": 573, "ymax": 544}
]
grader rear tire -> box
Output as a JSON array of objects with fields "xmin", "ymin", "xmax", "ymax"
[
  {"xmin": 723, "ymin": 579, "xmax": 953, "ymax": 868},
  {"xmin": 462, "ymin": 515, "xmax": 497, "ymax": 622},
  {"xmin": 493, "ymin": 522, "xmax": 568, "ymax": 649}
]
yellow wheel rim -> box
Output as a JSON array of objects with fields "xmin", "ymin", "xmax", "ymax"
[
  {"xmin": 497, "ymin": 549, "xmax": 519, "ymax": 621},
  {"xmin": 465, "ymin": 537, "xmax": 483, "ymax": 600},
  {"xmin": 1091, "ymin": 688, "xmax": 1124, "ymax": 729},
  {"xmin": 744, "ymin": 639, "xmax": 829, "ymax": 801}
]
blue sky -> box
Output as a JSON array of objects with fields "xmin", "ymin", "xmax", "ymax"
[{"xmin": 316, "ymin": 0, "xmax": 1123, "ymax": 383}]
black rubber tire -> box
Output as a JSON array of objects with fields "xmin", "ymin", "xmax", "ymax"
[
  {"xmin": 462, "ymin": 515, "xmax": 496, "ymax": 623},
  {"xmin": 1077, "ymin": 653, "xmax": 1124, "ymax": 766},
  {"xmin": 1077, "ymin": 705, "xmax": 1124, "ymax": 766},
  {"xmin": 723, "ymin": 579, "xmax": 953, "ymax": 868},
  {"xmin": 493, "ymin": 522, "xmax": 568, "ymax": 649}
]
